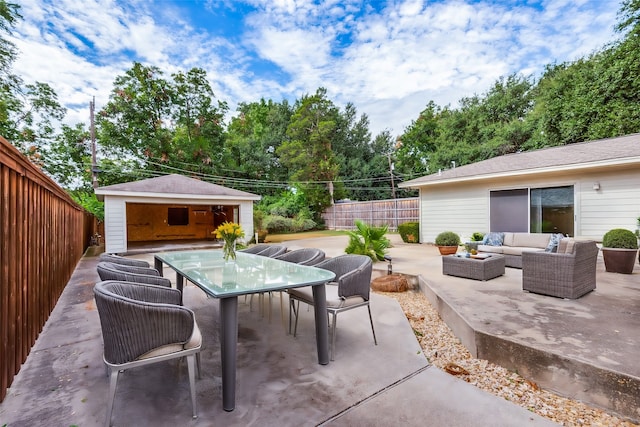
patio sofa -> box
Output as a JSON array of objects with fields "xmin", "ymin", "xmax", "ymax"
[{"xmin": 477, "ymin": 232, "xmax": 563, "ymax": 268}]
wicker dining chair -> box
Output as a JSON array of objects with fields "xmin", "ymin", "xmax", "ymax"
[
  {"xmin": 288, "ymin": 254, "xmax": 377, "ymax": 360},
  {"xmin": 99, "ymin": 253, "xmax": 151, "ymax": 268},
  {"xmin": 274, "ymin": 248, "xmax": 326, "ymax": 266},
  {"xmin": 240, "ymin": 244, "xmax": 271, "ymax": 254},
  {"xmin": 93, "ymin": 280, "xmax": 202, "ymax": 427},
  {"xmin": 522, "ymin": 240, "xmax": 599, "ymax": 299},
  {"xmin": 253, "ymin": 245, "xmax": 287, "ymax": 258},
  {"xmin": 96, "ymin": 261, "xmax": 172, "ymax": 288}
]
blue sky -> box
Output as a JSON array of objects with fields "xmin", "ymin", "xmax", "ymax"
[{"xmin": 11, "ymin": 0, "xmax": 621, "ymax": 137}]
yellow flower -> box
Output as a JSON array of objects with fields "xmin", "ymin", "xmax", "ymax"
[{"xmin": 215, "ymin": 221, "xmax": 244, "ymax": 241}]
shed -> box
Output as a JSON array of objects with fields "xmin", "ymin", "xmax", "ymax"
[
  {"xmin": 399, "ymin": 133, "xmax": 640, "ymax": 243},
  {"xmin": 95, "ymin": 174, "xmax": 261, "ymax": 254}
]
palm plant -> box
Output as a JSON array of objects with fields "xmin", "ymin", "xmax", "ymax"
[{"xmin": 345, "ymin": 220, "xmax": 391, "ymax": 261}]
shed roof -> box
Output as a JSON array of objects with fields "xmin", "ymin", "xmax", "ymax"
[
  {"xmin": 399, "ymin": 133, "xmax": 640, "ymax": 188},
  {"xmin": 95, "ymin": 174, "xmax": 261, "ymax": 201}
]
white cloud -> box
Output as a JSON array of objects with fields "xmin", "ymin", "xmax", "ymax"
[{"xmin": 8, "ymin": 0, "xmax": 622, "ymax": 139}]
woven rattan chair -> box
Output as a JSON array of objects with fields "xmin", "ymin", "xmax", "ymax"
[
  {"xmin": 96, "ymin": 261, "xmax": 172, "ymax": 288},
  {"xmin": 275, "ymin": 248, "xmax": 326, "ymax": 266},
  {"xmin": 288, "ymin": 254, "xmax": 377, "ymax": 360},
  {"xmin": 522, "ymin": 240, "xmax": 598, "ymax": 299},
  {"xmin": 240, "ymin": 244, "xmax": 271, "ymax": 254},
  {"xmin": 254, "ymin": 245, "xmax": 287, "ymax": 258},
  {"xmin": 94, "ymin": 281, "xmax": 202, "ymax": 426},
  {"xmin": 99, "ymin": 253, "xmax": 150, "ymax": 268}
]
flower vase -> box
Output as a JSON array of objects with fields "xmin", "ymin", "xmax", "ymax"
[{"xmin": 223, "ymin": 240, "xmax": 237, "ymax": 262}]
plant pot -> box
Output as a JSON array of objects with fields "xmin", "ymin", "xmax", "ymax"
[
  {"xmin": 437, "ymin": 245, "xmax": 458, "ymax": 256},
  {"xmin": 602, "ymin": 248, "xmax": 638, "ymax": 274},
  {"xmin": 257, "ymin": 229, "xmax": 268, "ymax": 243}
]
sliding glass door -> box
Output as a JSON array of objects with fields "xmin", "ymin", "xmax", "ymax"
[{"xmin": 490, "ymin": 185, "xmax": 574, "ymax": 236}]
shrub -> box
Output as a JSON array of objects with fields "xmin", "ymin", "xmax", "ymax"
[
  {"xmin": 471, "ymin": 232, "xmax": 485, "ymax": 242},
  {"xmin": 602, "ymin": 228, "xmax": 638, "ymax": 249},
  {"xmin": 398, "ymin": 222, "xmax": 419, "ymax": 243},
  {"xmin": 435, "ymin": 231, "xmax": 460, "ymax": 246},
  {"xmin": 345, "ymin": 220, "xmax": 391, "ymax": 261},
  {"xmin": 264, "ymin": 215, "xmax": 292, "ymax": 233}
]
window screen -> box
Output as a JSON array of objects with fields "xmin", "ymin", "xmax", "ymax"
[{"xmin": 489, "ymin": 189, "xmax": 528, "ymax": 232}]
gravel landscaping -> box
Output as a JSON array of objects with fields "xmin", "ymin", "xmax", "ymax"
[{"xmin": 378, "ymin": 289, "xmax": 638, "ymax": 427}]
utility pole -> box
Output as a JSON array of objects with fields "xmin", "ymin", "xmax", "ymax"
[
  {"xmin": 90, "ymin": 97, "xmax": 97, "ymax": 189},
  {"xmin": 387, "ymin": 153, "xmax": 396, "ymax": 199}
]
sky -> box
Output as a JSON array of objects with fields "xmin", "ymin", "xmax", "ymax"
[{"xmin": 10, "ymin": 0, "xmax": 623, "ymax": 138}]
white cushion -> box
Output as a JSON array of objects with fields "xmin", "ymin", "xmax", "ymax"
[
  {"xmin": 477, "ymin": 245, "xmax": 504, "ymax": 254},
  {"xmin": 288, "ymin": 284, "xmax": 366, "ymax": 309},
  {"xmin": 511, "ymin": 233, "xmax": 551, "ymax": 248},
  {"xmin": 502, "ymin": 246, "xmax": 545, "ymax": 256},
  {"xmin": 138, "ymin": 320, "xmax": 202, "ymax": 360}
]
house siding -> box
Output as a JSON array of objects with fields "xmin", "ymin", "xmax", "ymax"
[
  {"xmin": 103, "ymin": 195, "xmax": 255, "ymax": 254},
  {"xmin": 418, "ymin": 166, "xmax": 640, "ymax": 243},
  {"xmin": 104, "ymin": 197, "xmax": 127, "ymax": 253},
  {"xmin": 420, "ymin": 183, "xmax": 488, "ymax": 243}
]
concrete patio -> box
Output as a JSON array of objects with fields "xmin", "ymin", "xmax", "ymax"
[{"xmin": 0, "ymin": 235, "xmax": 638, "ymax": 426}]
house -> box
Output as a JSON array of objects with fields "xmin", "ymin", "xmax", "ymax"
[
  {"xmin": 398, "ymin": 133, "xmax": 640, "ymax": 244},
  {"xmin": 95, "ymin": 174, "xmax": 261, "ymax": 254}
]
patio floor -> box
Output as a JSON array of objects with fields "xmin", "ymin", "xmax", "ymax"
[{"xmin": 0, "ymin": 235, "xmax": 638, "ymax": 425}]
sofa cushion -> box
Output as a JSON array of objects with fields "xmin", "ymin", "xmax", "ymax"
[
  {"xmin": 483, "ymin": 232, "xmax": 505, "ymax": 246},
  {"xmin": 502, "ymin": 233, "xmax": 515, "ymax": 246},
  {"xmin": 511, "ymin": 233, "xmax": 551, "ymax": 249},
  {"xmin": 477, "ymin": 244, "xmax": 504, "ymax": 254},
  {"xmin": 502, "ymin": 246, "xmax": 545, "ymax": 256},
  {"xmin": 560, "ymin": 238, "xmax": 576, "ymax": 254}
]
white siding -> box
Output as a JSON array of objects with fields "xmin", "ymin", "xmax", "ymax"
[
  {"xmin": 104, "ymin": 197, "xmax": 127, "ymax": 253},
  {"xmin": 579, "ymin": 170, "xmax": 640, "ymax": 239},
  {"xmin": 418, "ymin": 167, "xmax": 640, "ymax": 243},
  {"xmin": 420, "ymin": 183, "xmax": 489, "ymax": 243},
  {"xmin": 238, "ymin": 201, "xmax": 254, "ymax": 244}
]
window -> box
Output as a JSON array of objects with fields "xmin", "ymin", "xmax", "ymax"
[
  {"xmin": 530, "ymin": 186, "xmax": 574, "ymax": 236},
  {"xmin": 489, "ymin": 186, "xmax": 574, "ymax": 236},
  {"xmin": 167, "ymin": 207, "xmax": 189, "ymax": 226}
]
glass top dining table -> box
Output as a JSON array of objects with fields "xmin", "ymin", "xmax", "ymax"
[{"xmin": 153, "ymin": 249, "xmax": 336, "ymax": 412}]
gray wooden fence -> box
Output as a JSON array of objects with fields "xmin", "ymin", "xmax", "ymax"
[{"xmin": 322, "ymin": 198, "xmax": 419, "ymax": 231}]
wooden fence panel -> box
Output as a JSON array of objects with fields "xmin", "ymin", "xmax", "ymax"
[
  {"xmin": 0, "ymin": 136, "xmax": 96, "ymax": 401},
  {"xmin": 322, "ymin": 197, "xmax": 419, "ymax": 231}
]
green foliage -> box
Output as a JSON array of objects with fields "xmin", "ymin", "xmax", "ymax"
[
  {"xmin": 471, "ymin": 232, "xmax": 485, "ymax": 242},
  {"xmin": 263, "ymin": 214, "xmax": 316, "ymax": 234},
  {"xmin": 70, "ymin": 190, "xmax": 104, "ymax": 221},
  {"xmin": 398, "ymin": 222, "xmax": 419, "ymax": 243},
  {"xmin": 344, "ymin": 220, "xmax": 391, "ymax": 261},
  {"xmin": 602, "ymin": 228, "xmax": 638, "ymax": 249},
  {"xmin": 435, "ymin": 231, "xmax": 460, "ymax": 246}
]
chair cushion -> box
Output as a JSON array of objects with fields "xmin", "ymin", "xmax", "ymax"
[
  {"xmin": 511, "ymin": 233, "xmax": 551, "ymax": 248},
  {"xmin": 502, "ymin": 246, "xmax": 545, "ymax": 256},
  {"xmin": 138, "ymin": 320, "xmax": 202, "ymax": 360},
  {"xmin": 477, "ymin": 244, "xmax": 504, "ymax": 254},
  {"xmin": 288, "ymin": 285, "xmax": 366, "ymax": 309}
]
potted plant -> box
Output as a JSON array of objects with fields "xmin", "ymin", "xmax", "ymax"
[
  {"xmin": 465, "ymin": 232, "xmax": 485, "ymax": 253},
  {"xmin": 435, "ymin": 231, "xmax": 460, "ymax": 255},
  {"xmin": 601, "ymin": 228, "xmax": 638, "ymax": 274}
]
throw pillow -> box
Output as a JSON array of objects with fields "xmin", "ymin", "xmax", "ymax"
[
  {"xmin": 484, "ymin": 232, "xmax": 505, "ymax": 246},
  {"xmin": 545, "ymin": 233, "xmax": 564, "ymax": 253}
]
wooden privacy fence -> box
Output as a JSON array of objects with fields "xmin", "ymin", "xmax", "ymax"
[
  {"xmin": 0, "ymin": 136, "xmax": 95, "ymax": 402},
  {"xmin": 322, "ymin": 197, "xmax": 419, "ymax": 231}
]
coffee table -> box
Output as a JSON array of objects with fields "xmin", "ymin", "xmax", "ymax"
[{"xmin": 442, "ymin": 253, "xmax": 505, "ymax": 281}]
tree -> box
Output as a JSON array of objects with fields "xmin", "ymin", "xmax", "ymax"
[
  {"xmin": 278, "ymin": 88, "xmax": 340, "ymax": 220},
  {"xmin": 224, "ymin": 98, "xmax": 292, "ymax": 195},
  {"xmin": 96, "ymin": 63, "xmax": 228, "ymax": 184}
]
